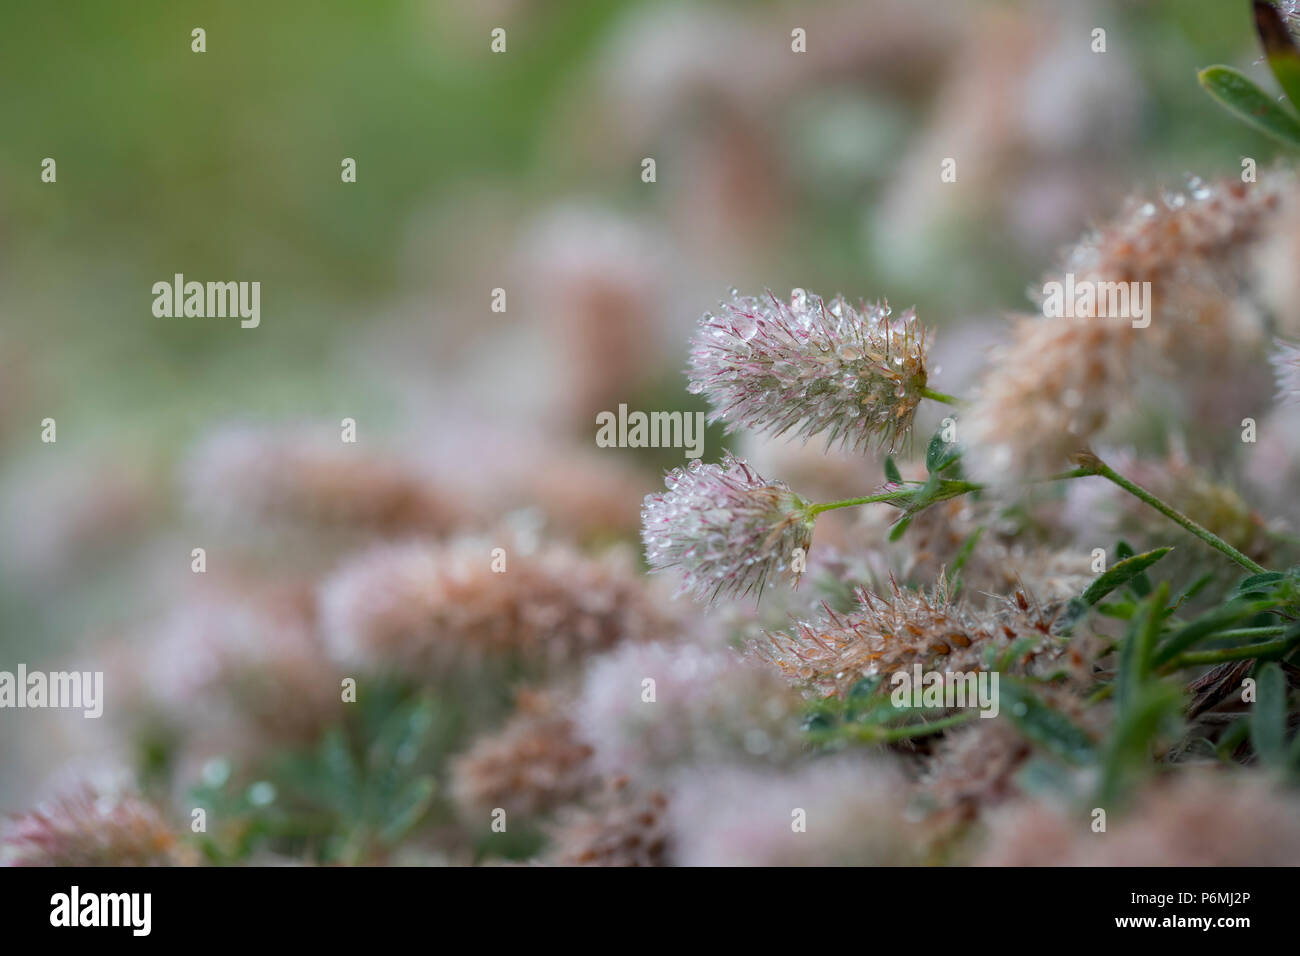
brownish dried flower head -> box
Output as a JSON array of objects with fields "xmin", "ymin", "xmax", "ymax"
[
  {"xmin": 546, "ymin": 778, "xmax": 672, "ymax": 867},
  {"xmin": 966, "ymin": 175, "xmax": 1290, "ymax": 483},
  {"xmin": 752, "ymin": 575, "xmax": 1066, "ymax": 698},
  {"xmin": 184, "ymin": 424, "xmax": 458, "ymax": 540},
  {"xmin": 320, "ymin": 539, "xmax": 673, "ymax": 679},
  {"xmin": 137, "ymin": 587, "xmax": 341, "ymax": 749},
  {"xmin": 451, "ymin": 690, "xmax": 596, "ymax": 820}
]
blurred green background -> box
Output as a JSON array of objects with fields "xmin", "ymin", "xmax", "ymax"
[{"xmin": 0, "ymin": 0, "xmax": 1286, "ymax": 805}]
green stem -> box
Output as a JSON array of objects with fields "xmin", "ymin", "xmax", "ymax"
[
  {"xmin": 808, "ymin": 468, "xmax": 1092, "ymax": 519},
  {"xmin": 821, "ymin": 710, "xmax": 977, "ymax": 745},
  {"xmin": 1211, "ymin": 626, "xmax": 1288, "ymax": 642},
  {"xmin": 920, "ymin": 386, "xmax": 960, "ymax": 406},
  {"xmin": 1074, "ymin": 454, "xmax": 1267, "ymax": 574},
  {"xmin": 870, "ymin": 711, "xmax": 977, "ymax": 741},
  {"xmin": 1043, "ymin": 467, "xmax": 1095, "ymax": 482},
  {"xmin": 806, "ymin": 489, "xmax": 915, "ymax": 517},
  {"xmin": 1166, "ymin": 637, "xmax": 1297, "ymax": 667}
]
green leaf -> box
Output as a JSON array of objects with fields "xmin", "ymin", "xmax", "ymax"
[
  {"xmin": 1253, "ymin": 661, "xmax": 1289, "ymax": 768},
  {"xmin": 925, "ymin": 430, "xmax": 961, "ymax": 474},
  {"xmin": 1099, "ymin": 585, "xmax": 1184, "ymax": 805},
  {"xmin": 1098, "ymin": 680, "xmax": 1186, "ymax": 807},
  {"xmin": 1055, "ymin": 599, "xmax": 1089, "ymax": 635},
  {"xmin": 320, "ymin": 730, "xmax": 362, "ymax": 818},
  {"xmin": 1199, "ymin": 64, "xmax": 1300, "ymax": 149},
  {"xmin": 999, "ymin": 680, "xmax": 1096, "ymax": 765},
  {"xmin": 1152, "ymin": 598, "xmax": 1278, "ymax": 667},
  {"xmin": 1083, "ymin": 547, "xmax": 1171, "ymax": 608},
  {"xmin": 1054, "ymin": 547, "xmax": 1173, "ymax": 634},
  {"xmin": 378, "ymin": 776, "xmax": 437, "ymax": 845},
  {"xmin": 1116, "ymin": 584, "xmax": 1168, "ymax": 709},
  {"xmin": 369, "ymin": 697, "xmax": 437, "ymax": 772},
  {"xmin": 1173, "ymin": 572, "xmax": 1215, "ymax": 609},
  {"xmin": 1232, "ymin": 570, "xmax": 1288, "ymax": 599},
  {"xmin": 1115, "ymin": 540, "xmax": 1152, "ymax": 597},
  {"xmin": 888, "ymin": 513, "xmax": 913, "ymax": 541},
  {"xmin": 1096, "ymin": 599, "xmax": 1137, "ymax": 620},
  {"xmin": 1255, "ymin": 0, "xmax": 1300, "ymax": 111},
  {"xmin": 884, "ymin": 455, "xmax": 902, "ymax": 484}
]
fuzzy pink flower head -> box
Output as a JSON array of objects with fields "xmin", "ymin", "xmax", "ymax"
[
  {"xmin": 2, "ymin": 783, "xmax": 186, "ymax": 867},
  {"xmin": 687, "ymin": 288, "xmax": 930, "ymax": 452},
  {"xmin": 1272, "ymin": 339, "xmax": 1300, "ymax": 405},
  {"xmin": 642, "ymin": 454, "xmax": 814, "ymax": 602}
]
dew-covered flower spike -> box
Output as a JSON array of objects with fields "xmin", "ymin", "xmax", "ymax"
[
  {"xmin": 687, "ymin": 288, "xmax": 931, "ymax": 453},
  {"xmin": 641, "ymin": 453, "xmax": 814, "ymax": 603}
]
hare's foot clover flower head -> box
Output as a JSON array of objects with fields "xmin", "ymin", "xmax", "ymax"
[
  {"xmin": 1, "ymin": 783, "xmax": 187, "ymax": 867},
  {"xmin": 752, "ymin": 574, "xmax": 1063, "ymax": 698},
  {"xmin": 688, "ymin": 288, "xmax": 931, "ymax": 453},
  {"xmin": 642, "ymin": 453, "xmax": 814, "ymax": 603}
]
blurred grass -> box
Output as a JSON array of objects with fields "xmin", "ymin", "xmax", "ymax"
[{"xmin": 0, "ymin": 0, "xmax": 638, "ymax": 440}]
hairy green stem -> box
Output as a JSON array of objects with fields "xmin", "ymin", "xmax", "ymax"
[
  {"xmin": 1073, "ymin": 453, "xmax": 1267, "ymax": 574},
  {"xmin": 806, "ymin": 452, "xmax": 1269, "ymax": 584},
  {"xmin": 807, "ymin": 489, "xmax": 915, "ymax": 517}
]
